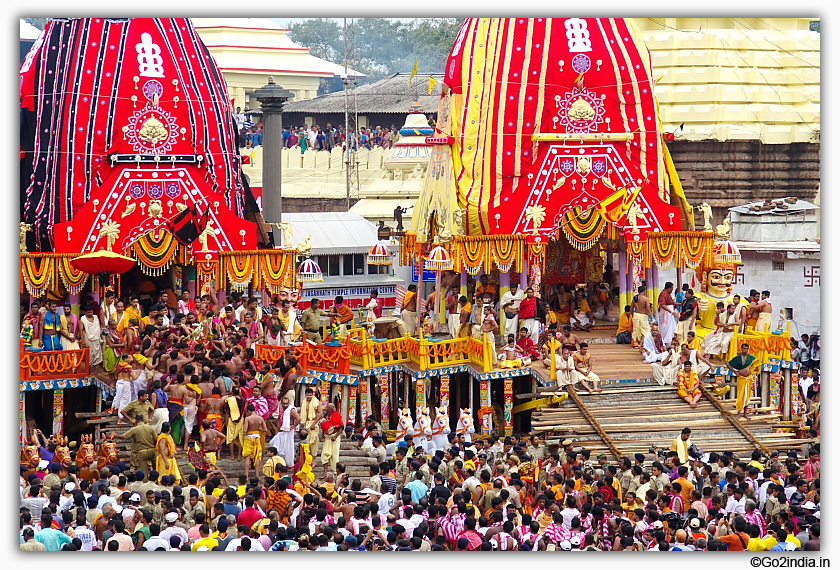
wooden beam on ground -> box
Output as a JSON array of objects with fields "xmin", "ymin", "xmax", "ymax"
[
  {"xmin": 566, "ymin": 385, "xmax": 623, "ymax": 461},
  {"xmin": 513, "ymin": 394, "xmax": 567, "ymax": 414},
  {"xmin": 698, "ymin": 382, "xmax": 772, "ymax": 457}
]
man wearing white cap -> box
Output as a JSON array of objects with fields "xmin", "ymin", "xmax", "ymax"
[
  {"xmin": 569, "ymin": 535, "xmax": 582, "ymax": 550},
  {"xmin": 159, "ymin": 511, "xmax": 189, "ymax": 546},
  {"xmin": 59, "ymin": 482, "xmax": 76, "ymax": 512},
  {"xmin": 559, "ymin": 539, "xmax": 572, "ymax": 551}
]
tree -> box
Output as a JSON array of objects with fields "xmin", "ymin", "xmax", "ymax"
[
  {"xmin": 286, "ymin": 18, "xmax": 464, "ymax": 84},
  {"xmin": 286, "ymin": 18, "xmax": 343, "ymax": 63}
]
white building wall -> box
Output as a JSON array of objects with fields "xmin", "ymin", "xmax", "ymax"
[{"xmin": 732, "ymin": 252, "xmax": 820, "ymax": 334}]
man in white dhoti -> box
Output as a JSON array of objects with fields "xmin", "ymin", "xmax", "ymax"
[
  {"xmin": 500, "ymin": 282, "xmax": 525, "ymax": 338},
  {"xmin": 79, "ymin": 306, "xmax": 103, "ymax": 368},
  {"xmin": 704, "ymin": 303, "xmax": 738, "ymax": 359},
  {"xmin": 643, "ymin": 324, "xmax": 669, "ymax": 363},
  {"xmin": 657, "ymin": 282, "xmax": 679, "ymax": 345},
  {"xmin": 681, "ymin": 343, "xmax": 714, "ymax": 380},
  {"xmin": 652, "ymin": 339, "xmax": 681, "ymax": 386},
  {"xmin": 269, "ymin": 397, "xmax": 299, "ymax": 467}
]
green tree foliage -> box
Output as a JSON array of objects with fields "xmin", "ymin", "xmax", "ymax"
[{"xmin": 287, "ymin": 18, "xmax": 463, "ymax": 83}]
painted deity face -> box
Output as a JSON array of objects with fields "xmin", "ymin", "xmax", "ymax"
[{"xmin": 703, "ymin": 267, "xmax": 735, "ymax": 298}]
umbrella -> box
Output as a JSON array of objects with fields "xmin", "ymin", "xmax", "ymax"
[
  {"xmin": 298, "ymin": 258, "xmax": 323, "ymax": 283},
  {"xmin": 368, "ymin": 242, "xmax": 393, "ymax": 266},
  {"xmin": 71, "ymin": 250, "xmax": 136, "ymax": 275}
]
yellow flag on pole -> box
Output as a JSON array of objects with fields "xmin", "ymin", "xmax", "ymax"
[
  {"xmin": 429, "ymin": 76, "xmax": 437, "ymax": 95},
  {"xmin": 408, "ymin": 57, "xmax": 419, "ymax": 87}
]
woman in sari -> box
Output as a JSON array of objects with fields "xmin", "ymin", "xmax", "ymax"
[
  {"xmin": 104, "ymin": 318, "xmax": 125, "ymax": 377},
  {"xmin": 727, "ymin": 343, "xmax": 757, "ymax": 419},
  {"xmin": 657, "ymin": 282, "xmax": 679, "ymax": 345}
]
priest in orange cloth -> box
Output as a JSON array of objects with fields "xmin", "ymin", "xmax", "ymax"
[{"xmin": 331, "ymin": 296, "xmax": 355, "ymax": 336}]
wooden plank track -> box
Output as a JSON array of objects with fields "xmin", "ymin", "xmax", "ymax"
[
  {"xmin": 698, "ymin": 382, "xmax": 772, "ymax": 457},
  {"xmin": 565, "ymin": 385, "xmax": 623, "ymax": 461}
]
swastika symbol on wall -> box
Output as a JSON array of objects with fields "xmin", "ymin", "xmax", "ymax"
[{"xmin": 803, "ymin": 265, "xmax": 820, "ymax": 287}]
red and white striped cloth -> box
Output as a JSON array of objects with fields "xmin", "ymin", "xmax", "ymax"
[{"xmin": 395, "ymin": 284, "xmax": 407, "ymax": 311}]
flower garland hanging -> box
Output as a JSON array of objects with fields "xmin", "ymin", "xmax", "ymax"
[
  {"xmin": 679, "ymin": 231, "xmax": 713, "ymax": 268},
  {"xmin": 261, "ymin": 251, "xmax": 296, "ymax": 293},
  {"xmin": 130, "ymin": 230, "xmax": 180, "ymax": 276},
  {"xmin": 650, "ymin": 233, "xmax": 679, "ymax": 268},
  {"xmin": 526, "ymin": 242, "xmax": 547, "ymax": 273},
  {"xmin": 20, "ymin": 254, "xmax": 54, "ymax": 297},
  {"xmin": 627, "ymin": 239, "xmax": 650, "ymax": 268},
  {"xmin": 560, "ymin": 206, "xmax": 607, "ymax": 251},
  {"xmin": 196, "ymin": 260, "xmax": 218, "ymax": 295},
  {"xmin": 491, "ymin": 237, "xmax": 525, "ymax": 273},
  {"xmin": 400, "ymin": 232, "xmax": 418, "ymax": 267},
  {"xmin": 458, "ymin": 238, "xmax": 486, "ymax": 275},
  {"xmin": 224, "ymin": 254, "xmax": 256, "ymax": 292},
  {"xmin": 57, "ymin": 256, "xmax": 89, "ymax": 294}
]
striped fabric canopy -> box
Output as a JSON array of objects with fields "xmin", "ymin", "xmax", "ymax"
[{"xmin": 415, "ymin": 18, "xmax": 685, "ymax": 242}]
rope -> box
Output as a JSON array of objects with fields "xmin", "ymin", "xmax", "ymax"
[{"xmin": 566, "ymin": 384, "xmax": 623, "ymax": 461}]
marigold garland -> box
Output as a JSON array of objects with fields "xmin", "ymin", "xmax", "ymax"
[
  {"xmin": 650, "ymin": 233, "xmax": 679, "ymax": 268},
  {"xmin": 400, "ymin": 232, "xmax": 418, "ymax": 266},
  {"xmin": 458, "ymin": 238, "xmax": 486, "ymax": 275},
  {"xmin": 20, "ymin": 255, "xmax": 54, "ymax": 297},
  {"xmin": 224, "ymin": 254, "xmax": 256, "ymax": 292},
  {"xmin": 527, "ymin": 242, "xmax": 546, "ymax": 273},
  {"xmin": 57, "ymin": 257, "xmax": 89, "ymax": 294},
  {"xmin": 490, "ymin": 237, "xmax": 525, "ymax": 273},
  {"xmin": 130, "ymin": 230, "xmax": 180, "ymax": 276},
  {"xmin": 196, "ymin": 260, "xmax": 218, "ymax": 295},
  {"xmin": 560, "ymin": 207, "xmax": 607, "ymax": 250},
  {"xmin": 260, "ymin": 252, "xmax": 296, "ymax": 293}
]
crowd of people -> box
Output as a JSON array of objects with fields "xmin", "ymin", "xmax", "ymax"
[
  {"xmin": 20, "ymin": 414, "xmax": 821, "ymax": 551},
  {"xmin": 234, "ymin": 107, "xmax": 404, "ymax": 154},
  {"xmin": 18, "ymin": 267, "xmax": 821, "ymax": 553}
]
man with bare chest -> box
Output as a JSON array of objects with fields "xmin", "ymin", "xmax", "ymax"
[
  {"xmin": 199, "ymin": 418, "xmax": 227, "ymax": 467},
  {"xmin": 275, "ymin": 348, "xmax": 301, "ymax": 405},
  {"xmin": 202, "ymin": 387, "xmax": 227, "ymax": 434},
  {"xmin": 242, "ymin": 405, "xmax": 268, "ymax": 478},
  {"xmin": 633, "ymin": 285, "xmax": 653, "ymax": 350},
  {"xmin": 182, "ymin": 379, "xmax": 200, "ymax": 451}
]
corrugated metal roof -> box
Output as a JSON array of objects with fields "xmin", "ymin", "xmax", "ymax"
[
  {"xmin": 282, "ymin": 72, "xmax": 444, "ymax": 114},
  {"xmin": 281, "ymin": 212, "xmax": 380, "ymax": 254}
]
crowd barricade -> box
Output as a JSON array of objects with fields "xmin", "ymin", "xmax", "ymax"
[{"xmin": 20, "ymin": 339, "xmax": 91, "ymax": 381}]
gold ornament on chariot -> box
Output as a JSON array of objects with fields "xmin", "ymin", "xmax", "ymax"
[
  {"xmin": 148, "ymin": 199, "xmax": 164, "ymax": 218},
  {"xmin": 568, "ymin": 96, "xmax": 596, "ymax": 121},
  {"xmin": 138, "ymin": 115, "xmax": 169, "ymax": 146},
  {"xmin": 576, "ymin": 156, "xmax": 591, "ymax": 175}
]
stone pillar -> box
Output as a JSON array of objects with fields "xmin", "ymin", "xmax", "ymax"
[
  {"xmin": 253, "ymin": 77, "xmax": 294, "ymax": 226},
  {"xmin": 379, "ymin": 371, "xmax": 390, "ymax": 428},
  {"xmin": 340, "ymin": 385, "xmax": 350, "ymax": 422},
  {"xmin": 52, "ymin": 389, "xmax": 64, "ymax": 436}
]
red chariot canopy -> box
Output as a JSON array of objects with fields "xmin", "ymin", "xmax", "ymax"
[
  {"xmin": 20, "ymin": 18, "xmax": 255, "ymax": 254},
  {"xmin": 441, "ymin": 18, "xmax": 684, "ymax": 242}
]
